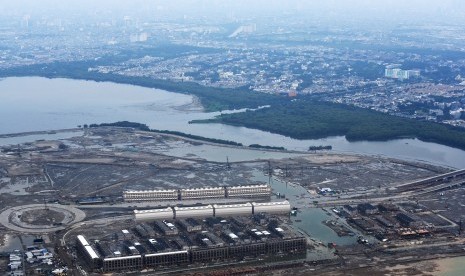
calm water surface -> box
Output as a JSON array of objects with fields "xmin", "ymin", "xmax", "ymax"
[
  {"xmin": 252, "ymin": 170, "xmax": 362, "ymax": 245},
  {"xmin": 1, "ymin": 77, "xmax": 464, "ymax": 261},
  {"xmin": 435, "ymin": 256, "xmax": 465, "ymax": 276},
  {"xmin": 1, "ymin": 77, "xmax": 465, "ymax": 168}
]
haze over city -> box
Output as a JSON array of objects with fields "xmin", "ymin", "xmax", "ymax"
[
  {"xmin": 1, "ymin": 1, "xmax": 465, "ymax": 275},
  {"xmin": 2, "ymin": 0, "xmax": 465, "ymax": 23}
]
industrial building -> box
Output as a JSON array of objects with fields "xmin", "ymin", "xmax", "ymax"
[
  {"xmin": 252, "ymin": 201, "xmax": 291, "ymax": 214},
  {"xmin": 395, "ymin": 212, "xmax": 423, "ymax": 228},
  {"xmin": 174, "ymin": 205, "xmax": 214, "ymax": 218},
  {"xmin": 76, "ymin": 235, "xmax": 101, "ymax": 270},
  {"xmin": 226, "ymin": 184, "xmax": 271, "ymax": 197},
  {"xmin": 123, "ymin": 189, "xmax": 178, "ymax": 201},
  {"xmin": 357, "ymin": 203, "xmax": 378, "ymax": 215},
  {"xmin": 342, "ymin": 202, "xmax": 439, "ymax": 241},
  {"xmin": 213, "ymin": 203, "xmax": 252, "ymax": 217},
  {"xmin": 154, "ymin": 220, "xmax": 179, "ymax": 236},
  {"xmin": 133, "ymin": 200, "xmax": 291, "ymax": 221},
  {"xmin": 102, "ymin": 255, "xmax": 143, "ymax": 272},
  {"xmin": 75, "ymin": 214, "xmax": 306, "ymax": 273},
  {"xmin": 180, "ymin": 187, "xmax": 225, "ymax": 199},
  {"xmin": 123, "ymin": 184, "xmax": 271, "ymax": 202},
  {"xmin": 134, "ymin": 208, "xmax": 173, "ymax": 221},
  {"xmin": 177, "ymin": 218, "xmax": 202, "ymax": 232},
  {"xmin": 144, "ymin": 251, "xmax": 189, "ymax": 267}
]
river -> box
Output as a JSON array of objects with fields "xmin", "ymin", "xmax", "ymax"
[{"xmin": 1, "ymin": 76, "xmax": 465, "ymax": 168}]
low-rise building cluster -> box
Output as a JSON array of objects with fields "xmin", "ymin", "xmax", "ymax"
[
  {"xmin": 76, "ymin": 214, "xmax": 306, "ymax": 273},
  {"xmin": 335, "ymin": 202, "xmax": 452, "ymax": 241},
  {"xmin": 7, "ymin": 251, "xmax": 23, "ymax": 275}
]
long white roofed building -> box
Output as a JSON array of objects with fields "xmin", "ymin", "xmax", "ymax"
[
  {"xmin": 213, "ymin": 203, "xmax": 253, "ymax": 217},
  {"xmin": 252, "ymin": 201, "xmax": 291, "ymax": 214},
  {"xmin": 76, "ymin": 235, "xmax": 101, "ymax": 270},
  {"xmin": 174, "ymin": 205, "xmax": 214, "ymax": 219},
  {"xmin": 180, "ymin": 187, "xmax": 225, "ymax": 199},
  {"xmin": 226, "ymin": 184, "xmax": 271, "ymax": 197},
  {"xmin": 123, "ymin": 189, "xmax": 178, "ymax": 202},
  {"xmin": 134, "ymin": 208, "xmax": 174, "ymax": 221},
  {"xmin": 123, "ymin": 184, "xmax": 271, "ymax": 202}
]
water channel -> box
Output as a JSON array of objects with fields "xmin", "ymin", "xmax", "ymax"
[
  {"xmin": 1, "ymin": 77, "xmax": 464, "ymax": 168},
  {"xmin": 1, "ymin": 77, "xmax": 465, "ymax": 270}
]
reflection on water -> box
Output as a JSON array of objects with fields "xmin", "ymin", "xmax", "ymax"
[
  {"xmin": 0, "ymin": 130, "xmax": 83, "ymax": 146},
  {"xmin": 0, "ymin": 235, "xmax": 22, "ymax": 252},
  {"xmin": 0, "ymin": 177, "xmax": 32, "ymax": 195},
  {"xmin": 434, "ymin": 256, "xmax": 465, "ymax": 276},
  {"xmin": 0, "ymin": 234, "xmax": 45, "ymax": 253},
  {"xmin": 252, "ymin": 170, "xmax": 360, "ymax": 246},
  {"xmin": 164, "ymin": 143, "xmax": 307, "ymax": 162},
  {"xmin": 1, "ymin": 77, "xmax": 465, "ymax": 168}
]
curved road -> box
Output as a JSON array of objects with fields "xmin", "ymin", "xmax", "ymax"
[{"xmin": 0, "ymin": 204, "xmax": 86, "ymax": 233}]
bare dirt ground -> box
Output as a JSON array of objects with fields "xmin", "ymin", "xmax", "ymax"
[
  {"xmin": 20, "ymin": 209, "xmax": 65, "ymax": 225},
  {"xmin": 0, "ymin": 127, "xmax": 446, "ymax": 206},
  {"xmin": 1, "ymin": 127, "xmax": 464, "ymax": 275}
]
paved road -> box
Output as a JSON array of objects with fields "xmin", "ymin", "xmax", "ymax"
[
  {"xmin": 0, "ymin": 204, "xmax": 86, "ymax": 233},
  {"xmin": 395, "ymin": 168, "xmax": 465, "ymax": 188},
  {"xmin": 316, "ymin": 178, "xmax": 465, "ymax": 207},
  {"xmin": 76, "ymin": 197, "xmax": 255, "ymax": 209},
  {"xmin": 61, "ymin": 215, "xmax": 133, "ymax": 246}
]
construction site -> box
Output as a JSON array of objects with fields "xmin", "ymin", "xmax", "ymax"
[
  {"xmin": 0, "ymin": 126, "xmax": 465, "ymax": 275},
  {"xmin": 76, "ymin": 214, "xmax": 306, "ymax": 273}
]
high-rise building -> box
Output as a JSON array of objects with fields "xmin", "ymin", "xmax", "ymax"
[{"xmin": 385, "ymin": 66, "xmax": 420, "ymax": 80}]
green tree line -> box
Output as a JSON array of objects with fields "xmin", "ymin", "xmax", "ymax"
[{"xmin": 195, "ymin": 99, "xmax": 465, "ymax": 150}]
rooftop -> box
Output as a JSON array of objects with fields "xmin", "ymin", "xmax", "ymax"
[
  {"xmin": 124, "ymin": 189, "xmax": 177, "ymax": 194},
  {"xmin": 134, "ymin": 208, "xmax": 172, "ymax": 214},
  {"xmin": 213, "ymin": 203, "xmax": 253, "ymax": 209},
  {"xmin": 252, "ymin": 200, "xmax": 290, "ymax": 206},
  {"xmin": 174, "ymin": 205, "xmax": 214, "ymax": 211}
]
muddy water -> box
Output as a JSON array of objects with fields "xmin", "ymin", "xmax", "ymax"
[
  {"xmin": 251, "ymin": 170, "xmax": 363, "ymax": 246},
  {"xmin": 1, "ymin": 77, "xmax": 465, "ymax": 168}
]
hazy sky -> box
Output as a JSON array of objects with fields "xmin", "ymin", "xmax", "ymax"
[{"xmin": 1, "ymin": 0, "xmax": 464, "ymax": 24}]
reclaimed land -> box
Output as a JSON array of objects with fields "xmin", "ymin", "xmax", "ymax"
[
  {"xmin": 93, "ymin": 122, "xmax": 286, "ymax": 150},
  {"xmin": 3, "ymin": 59, "xmax": 465, "ymax": 150},
  {"xmin": 89, "ymin": 121, "xmax": 243, "ymax": 147}
]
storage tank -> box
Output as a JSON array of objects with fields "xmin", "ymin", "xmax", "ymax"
[
  {"xmin": 252, "ymin": 200, "xmax": 291, "ymax": 214},
  {"xmin": 134, "ymin": 207, "xmax": 174, "ymax": 221},
  {"xmin": 174, "ymin": 205, "xmax": 214, "ymax": 219},
  {"xmin": 213, "ymin": 203, "xmax": 253, "ymax": 217}
]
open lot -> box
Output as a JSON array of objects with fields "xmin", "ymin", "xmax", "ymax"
[{"xmin": 1, "ymin": 127, "xmax": 464, "ymax": 275}]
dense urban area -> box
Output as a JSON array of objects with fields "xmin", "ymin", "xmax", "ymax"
[{"xmin": 2, "ymin": 9, "xmax": 465, "ymax": 126}]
